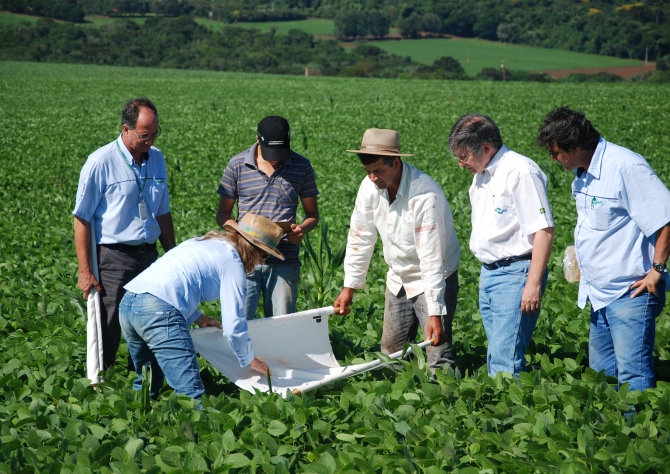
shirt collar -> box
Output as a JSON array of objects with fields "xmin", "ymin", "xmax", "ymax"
[
  {"xmin": 484, "ymin": 145, "xmax": 508, "ymax": 175},
  {"xmin": 395, "ymin": 161, "xmax": 410, "ymax": 200},
  {"xmin": 244, "ymin": 142, "xmax": 294, "ymax": 168},
  {"xmin": 583, "ymin": 137, "xmax": 606, "ymax": 180},
  {"xmin": 116, "ymin": 134, "xmax": 149, "ymax": 164}
]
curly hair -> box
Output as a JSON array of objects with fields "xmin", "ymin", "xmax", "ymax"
[{"xmin": 537, "ymin": 106, "xmax": 600, "ymax": 152}]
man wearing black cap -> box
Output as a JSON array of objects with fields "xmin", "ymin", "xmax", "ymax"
[{"xmin": 216, "ymin": 116, "xmax": 320, "ymax": 319}]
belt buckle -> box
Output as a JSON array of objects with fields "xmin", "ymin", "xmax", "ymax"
[{"xmin": 137, "ymin": 243, "xmax": 148, "ymax": 253}]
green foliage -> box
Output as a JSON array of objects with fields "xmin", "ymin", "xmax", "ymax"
[{"xmin": 1, "ymin": 61, "xmax": 670, "ymax": 472}]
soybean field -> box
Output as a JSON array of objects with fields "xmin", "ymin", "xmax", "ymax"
[{"xmin": 1, "ymin": 61, "xmax": 670, "ymax": 473}]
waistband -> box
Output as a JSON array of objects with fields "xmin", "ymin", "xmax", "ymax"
[
  {"xmin": 482, "ymin": 253, "xmax": 532, "ymax": 271},
  {"xmin": 100, "ymin": 242, "xmax": 157, "ymax": 253}
]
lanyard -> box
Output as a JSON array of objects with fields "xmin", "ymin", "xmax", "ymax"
[{"xmin": 115, "ymin": 140, "xmax": 147, "ymax": 196}]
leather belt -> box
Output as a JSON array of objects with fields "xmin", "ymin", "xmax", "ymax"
[
  {"xmin": 482, "ymin": 253, "xmax": 532, "ymax": 270},
  {"xmin": 100, "ymin": 242, "xmax": 157, "ymax": 253}
]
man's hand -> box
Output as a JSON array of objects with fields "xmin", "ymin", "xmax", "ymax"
[
  {"xmin": 630, "ymin": 270, "xmax": 663, "ymax": 298},
  {"xmin": 521, "ymin": 282, "xmax": 542, "ymax": 314},
  {"xmin": 286, "ymin": 223, "xmax": 305, "ymax": 244},
  {"xmin": 194, "ymin": 314, "xmax": 223, "ymax": 329},
  {"xmin": 425, "ymin": 316, "xmax": 445, "ymax": 346},
  {"xmin": 334, "ymin": 288, "xmax": 355, "ymax": 315},
  {"xmin": 78, "ymin": 271, "xmax": 102, "ymax": 300},
  {"xmin": 249, "ymin": 356, "xmax": 271, "ymax": 375}
]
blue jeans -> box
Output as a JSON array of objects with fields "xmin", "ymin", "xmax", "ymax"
[
  {"xmin": 479, "ymin": 260, "xmax": 548, "ymax": 376},
  {"xmin": 244, "ymin": 264, "xmax": 300, "ymax": 320},
  {"xmin": 119, "ymin": 292, "xmax": 205, "ymax": 399},
  {"xmin": 589, "ymin": 280, "xmax": 666, "ymax": 392}
]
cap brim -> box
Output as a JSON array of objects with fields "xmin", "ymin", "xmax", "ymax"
[
  {"xmin": 260, "ymin": 144, "xmax": 291, "ymax": 162},
  {"xmin": 223, "ymin": 223, "xmax": 285, "ymax": 260},
  {"xmin": 345, "ymin": 149, "xmax": 414, "ymax": 157}
]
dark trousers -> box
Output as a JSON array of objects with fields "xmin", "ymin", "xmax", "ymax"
[
  {"xmin": 97, "ymin": 245, "xmax": 158, "ymax": 370},
  {"xmin": 382, "ymin": 271, "xmax": 459, "ymax": 372}
]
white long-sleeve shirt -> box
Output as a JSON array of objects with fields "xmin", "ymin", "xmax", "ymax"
[{"xmin": 343, "ymin": 162, "xmax": 460, "ymax": 316}]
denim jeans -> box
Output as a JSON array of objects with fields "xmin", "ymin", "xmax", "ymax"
[
  {"xmin": 119, "ymin": 291, "xmax": 205, "ymax": 399},
  {"xmin": 479, "ymin": 260, "xmax": 548, "ymax": 376},
  {"xmin": 589, "ymin": 280, "xmax": 666, "ymax": 392},
  {"xmin": 244, "ymin": 264, "xmax": 300, "ymax": 320},
  {"xmin": 382, "ymin": 272, "xmax": 459, "ymax": 372}
]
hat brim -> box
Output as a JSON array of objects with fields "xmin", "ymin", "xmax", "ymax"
[
  {"xmin": 259, "ymin": 144, "xmax": 291, "ymax": 162},
  {"xmin": 345, "ymin": 149, "xmax": 414, "ymax": 157},
  {"xmin": 223, "ymin": 223, "xmax": 285, "ymax": 260}
]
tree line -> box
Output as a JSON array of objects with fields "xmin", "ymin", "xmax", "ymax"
[
  {"xmin": 2, "ymin": 0, "xmax": 668, "ymax": 61},
  {"xmin": 3, "ymin": 16, "xmax": 668, "ymax": 82}
]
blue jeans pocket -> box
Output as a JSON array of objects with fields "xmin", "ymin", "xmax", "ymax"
[{"xmin": 136, "ymin": 310, "xmax": 170, "ymax": 345}]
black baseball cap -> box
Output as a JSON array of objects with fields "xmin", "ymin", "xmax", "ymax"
[{"xmin": 257, "ymin": 116, "xmax": 291, "ymax": 162}]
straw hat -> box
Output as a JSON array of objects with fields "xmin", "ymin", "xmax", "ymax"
[
  {"xmin": 345, "ymin": 128, "xmax": 414, "ymax": 157},
  {"xmin": 224, "ymin": 214, "xmax": 285, "ymax": 260}
]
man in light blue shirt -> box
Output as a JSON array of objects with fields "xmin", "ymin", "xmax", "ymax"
[
  {"xmin": 73, "ymin": 97, "xmax": 176, "ymax": 374},
  {"xmin": 538, "ymin": 107, "xmax": 670, "ymax": 392}
]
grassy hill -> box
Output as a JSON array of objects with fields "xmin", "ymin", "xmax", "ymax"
[{"xmin": 369, "ymin": 38, "xmax": 645, "ymax": 76}]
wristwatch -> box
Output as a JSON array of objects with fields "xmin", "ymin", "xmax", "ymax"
[{"xmin": 652, "ymin": 262, "xmax": 667, "ymax": 274}]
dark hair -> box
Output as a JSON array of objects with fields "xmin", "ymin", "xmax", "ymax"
[
  {"xmin": 121, "ymin": 97, "xmax": 159, "ymax": 129},
  {"xmin": 447, "ymin": 114, "xmax": 503, "ymax": 155},
  {"xmin": 537, "ymin": 106, "xmax": 600, "ymax": 152},
  {"xmin": 357, "ymin": 153, "xmax": 398, "ymax": 167}
]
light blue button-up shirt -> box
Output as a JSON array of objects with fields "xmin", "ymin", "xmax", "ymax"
[
  {"xmin": 73, "ymin": 135, "xmax": 170, "ymax": 245},
  {"xmin": 124, "ymin": 237, "xmax": 254, "ymax": 367},
  {"xmin": 574, "ymin": 138, "xmax": 670, "ymax": 310}
]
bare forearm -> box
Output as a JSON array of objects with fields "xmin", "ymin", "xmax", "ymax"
[
  {"xmin": 653, "ymin": 224, "xmax": 670, "ymax": 265},
  {"xmin": 74, "ymin": 217, "xmax": 92, "ymax": 274},
  {"xmin": 527, "ymin": 227, "xmax": 554, "ymax": 286},
  {"xmin": 157, "ymin": 212, "xmax": 176, "ymax": 251},
  {"xmin": 299, "ymin": 212, "xmax": 320, "ymax": 234}
]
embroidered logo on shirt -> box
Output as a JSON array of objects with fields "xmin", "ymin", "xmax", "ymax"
[
  {"xmin": 494, "ymin": 208, "xmax": 507, "ymax": 215},
  {"xmin": 154, "ymin": 178, "xmax": 166, "ymax": 184},
  {"xmin": 590, "ymin": 197, "xmax": 603, "ymax": 209},
  {"xmin": 539, "ymin": 208, "xmax": 546, "ymax": 214}
]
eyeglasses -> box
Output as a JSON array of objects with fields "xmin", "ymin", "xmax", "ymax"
[
  {"xmin": 131, "ymin": 126, "xmax": 162, "ymax": 142},
  {"xmin": 259, "ymin": 250, "xmax": 270, "ymax": 264},
  {"xmin": 455, "ymin": 152, "xmax": 471, "ymax": 163}
]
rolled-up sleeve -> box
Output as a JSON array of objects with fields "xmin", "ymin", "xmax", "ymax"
[
  {"xmin": 343, "ymin": 181, "xmax": 378, "ymax": 289},
  {"xmin": 72, "ymin": 159, "xmax": 103, "ymax": 222},
  {"xmin": 413, "ymin": 193, "xmax": 448, "ymax": 316},
  {"xmin": 219, "ymin": 263, "xmax": 254, "ymax": 367}
]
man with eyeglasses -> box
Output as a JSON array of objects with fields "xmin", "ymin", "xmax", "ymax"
[
  {"xmin": 73, "ymin": 97, "xmax": 176, "ymax": 383},
  {"xmin": 216, "ymin": 116, "xmax": 319, "ymax": 320},
  {"xmin": 448, "ymin": 114, "xmax": 554, "ymax": 377},
  {"xmin": 538, "ymin": 107, "xmax": 670, "ymax": 392}
]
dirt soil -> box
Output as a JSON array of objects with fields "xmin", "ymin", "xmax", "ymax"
[{"xmin": 542, "ymin": 64, "xmax": 656, "ymax": 79}]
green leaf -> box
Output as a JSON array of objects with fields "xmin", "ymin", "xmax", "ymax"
[
  {"xmin": 125, "ymin": 439, "xmax": 144, "ymax": 459},
  {"xmin": 268, "ymin": 420, "xmax": 287, "ymax": 437},
  {"xmin": 224, "ymin": 453, "xmax": 250, "ymax": 469}
]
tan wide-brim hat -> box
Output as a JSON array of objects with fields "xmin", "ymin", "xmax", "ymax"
[
  {"xmin": 345, "ymin": 128, "xmax": 415, "ymax": 157},
  {"xmin": 223, "ymin": 213, "xmax": 285, "ymax": 260}
]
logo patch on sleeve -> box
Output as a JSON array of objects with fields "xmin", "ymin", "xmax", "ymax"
[{"xmin": 539, "ymin": 208, "xmax": 546, "ymax": 214}]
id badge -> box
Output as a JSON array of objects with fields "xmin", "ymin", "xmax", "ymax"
[{"xmin": 138, "ymin": 200, "xmax": 148, "ymax": 221}]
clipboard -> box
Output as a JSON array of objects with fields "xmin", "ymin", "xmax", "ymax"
[{"xmin": 275, "ymin": 221, "xmax": 294, "ymax": 233}]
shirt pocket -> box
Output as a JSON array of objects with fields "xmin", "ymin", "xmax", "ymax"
[
  {"xmin": 587, "ymin": 196, "xmax": 615, "ymax": 231},
  {"xmin": 279, "ymin": 179, "xmax": 299, "ymax": 205},
  {"xmin": 149, "ymin": 180, "xmax": 167, "ymax": 211},
  {"xmin": 491, "ymin": 196, "xmax": 516, "ymax": 228}
]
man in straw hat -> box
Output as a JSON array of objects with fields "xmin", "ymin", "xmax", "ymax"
[
  {"xmin": 334, "ymin": 128, "xmax": 461, "ymax": 372},
  {"xmin": 448, "ymin": 114, "xmax": 554, "ymax": 377},
  {"xmin": 216, "ymin": 116, "xmax": 320, "ymax": 320},
  {"xmin": 120, "ymin": 213, "xmax": 283, "ymax": 399}
]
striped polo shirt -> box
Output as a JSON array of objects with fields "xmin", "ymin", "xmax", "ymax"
[{"xmin": 217, "ymin": 143, "xmax": 319, "ymax": 265}]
